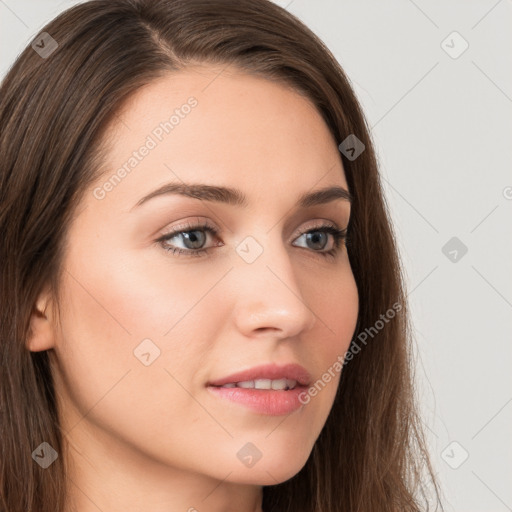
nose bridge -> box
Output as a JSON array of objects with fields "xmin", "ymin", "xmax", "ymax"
[{"xmin": 232, "ymin": 230, "xmax": 316, "ymax": 336}]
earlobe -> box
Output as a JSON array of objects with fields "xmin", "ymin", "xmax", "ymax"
[{"xmin": 26, "ymin": 290, "xmax": 56, "ymax": 352}]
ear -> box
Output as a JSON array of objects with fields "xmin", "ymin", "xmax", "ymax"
[{"xmin": 26, "ymin": 286, "xmax": 57, "ymax": 352}]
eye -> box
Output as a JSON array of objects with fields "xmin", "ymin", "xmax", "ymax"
[
  {"xmin": 156, "ymin": 220, "xmax": 220, "ymax": 258},
  {"xmin": 156, "ymin": 220, "xmax": 348, "ymax": 259},
  {"xmin": 292, "ymin": 223, "xmax": 348, "ymax": 260}
]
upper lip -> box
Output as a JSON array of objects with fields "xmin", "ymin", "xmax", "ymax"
[{"xmin": 207, "ymin": 363, "xmax": 312, "ymax": 387}]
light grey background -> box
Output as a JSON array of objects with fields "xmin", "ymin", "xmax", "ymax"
[{"xmin": 1, "ymin": 1, "xmax": 511, "ymax": 511}]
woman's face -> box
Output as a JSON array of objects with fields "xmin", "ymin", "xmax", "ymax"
[{"xmin": 40, "ymin": 65, "xmax": 358, "ymax": 489}]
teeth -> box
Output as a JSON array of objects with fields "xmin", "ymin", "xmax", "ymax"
[
  {"xmin": 255, "ymin": 378, "xmax": 271, "ymax": 389},
  {"xmin": 271, "ymin": 378, "xmax": 287, "ymax": 390},
  {"xmin": 286, "ymin": 379, "xmax": 297, "ymax": 389},
  {"xmin": 219, "ymin": 378, "xmax": 298, "ymax": 390}
]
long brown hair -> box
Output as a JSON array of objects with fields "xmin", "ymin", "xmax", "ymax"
[{"xmin": 0, "ymin": 1, "xmax": 443, "ymax": 510}]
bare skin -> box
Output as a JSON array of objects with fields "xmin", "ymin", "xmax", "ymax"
[{"xmin": 28, "ymin": 64, "xmax": 359, "ymax": 512}]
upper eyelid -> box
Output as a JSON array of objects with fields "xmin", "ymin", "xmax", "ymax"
[
  {"xmin": 159, "ymin": 219, "xmax": 216, "ymax": 236},
  {"xmin": 159, "ymin": 219, "xmax": 342, "ymax": 239},
  {"xmin": 161, "ymin": 215, "xmax": 344, "ymax": 233}
]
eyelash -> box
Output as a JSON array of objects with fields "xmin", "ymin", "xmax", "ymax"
[{"xmin": 156, "ymin": 220, "xmax": 349, "ymax": 261}]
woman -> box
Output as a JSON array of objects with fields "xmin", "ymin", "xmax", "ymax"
[{"xmin": 0, "ymin": 0, "xmax": 443, "ymax": 510}]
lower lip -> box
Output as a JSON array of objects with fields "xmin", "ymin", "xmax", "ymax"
[{"xmin": 206, "ymin": 385, "xmax": 309, "ymax": 415}]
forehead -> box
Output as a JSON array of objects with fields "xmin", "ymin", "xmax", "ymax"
[{"xmin": 92, "ymin": 65, "xmax": 348, "ymax": 210}]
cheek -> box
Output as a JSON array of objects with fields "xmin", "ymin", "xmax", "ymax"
[
  {"xmin": 53, "ymin": 237, "xmax": 228, "ymax": 408},
  {"xmin": 301, "ymin": 267, "xmax": 358, "ymax": 409},
  {"xmin": 60, "ymin": 227, "xmax": 228, "ymax": 344},
  {"xmin": 53, "ymin": 253, "xmax": 212, "ymax": 390},
  {"xmin": 52, "ymin": 254, "xmax": 226, "ymax": 469},
  {"xmin": 309, "ymin": 264, "xmax": 359, "ymax": 361},
  {"xmin": 79, "ymin": 239, "xmax": 233, "ymax": 339}
]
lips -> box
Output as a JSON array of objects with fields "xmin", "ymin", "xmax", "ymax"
[{"xmin": 207, "ymin": 363, "xmax": 312, "ymax": 388}]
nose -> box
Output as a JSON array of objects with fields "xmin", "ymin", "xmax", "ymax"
[{"xmin": 231, "ymin": 236, "xmax": 317, "ymax": 339}]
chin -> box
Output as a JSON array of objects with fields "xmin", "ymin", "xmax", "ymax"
[{"xmin": 224, "ymin": 449, "xmax": 311, "ymax": 486}]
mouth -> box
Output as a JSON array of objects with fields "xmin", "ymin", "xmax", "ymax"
[
  {"xmin": 210, "ymin": 378, "xmax": 299, "ymax": 390},
  {"xmin": 206, "ymin": 362, "xmax": 312, "ymax": 388},
  {"xmin": 206, "ymin": 363, "xmax": 312, "ymax": 415}
]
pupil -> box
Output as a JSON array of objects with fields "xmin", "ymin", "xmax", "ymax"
[
  {"xmin": 308, "ymin": 232, "xmax": 326, "ymax": 250},
  {"xmin": 184, "ymin": 230, "xmax": 205, "ymax": 249}
]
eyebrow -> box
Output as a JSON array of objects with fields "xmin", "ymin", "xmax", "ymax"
[{"xmin": 131, "ymin": 182, "xmax": 353, "ymax": 211}]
